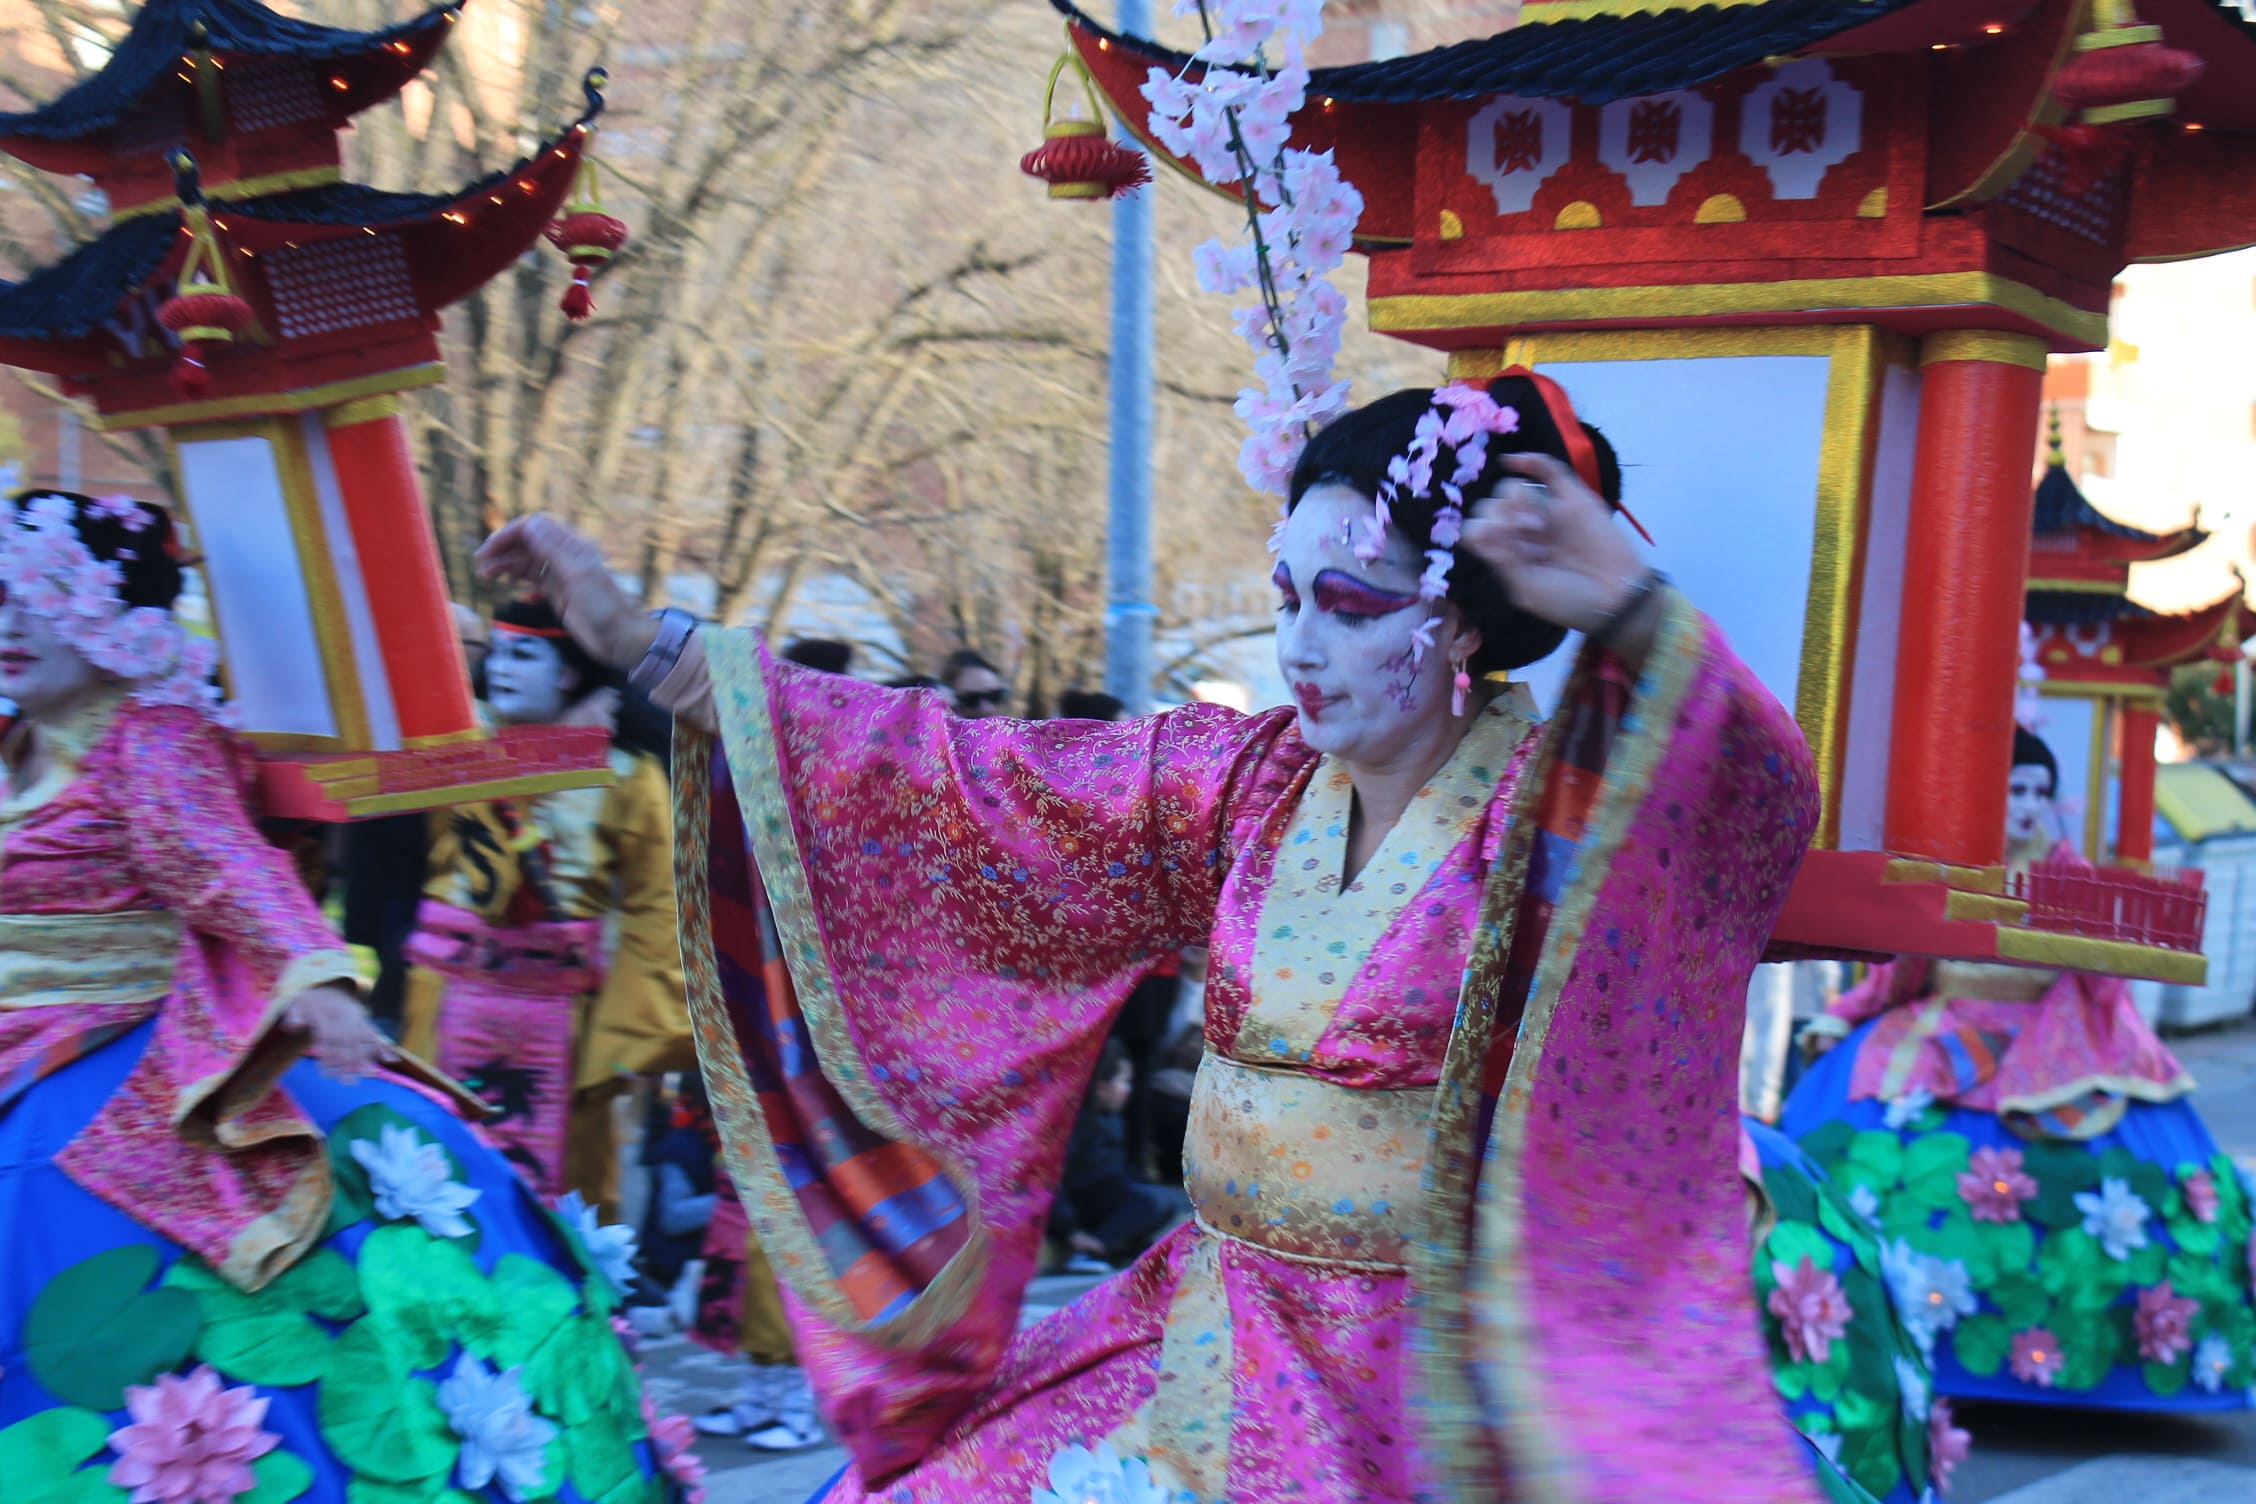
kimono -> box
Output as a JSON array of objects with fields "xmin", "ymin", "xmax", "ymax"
[
  {"xmin": 0, "ymin": 690, "xmax": 685, "ymax": 1502},
  {"xmin": 1784, "ymin": 839, "xmax": 2256, "ymax": 1412},
  {"xmin": 674, "ymin": 587, "xmax": 1825, "ymax": 1503},
  {"xmin": 1742, "ymin": 1119, "xmax": 1953, "ymax": 1504},
  {"xmin": 404, "ymin": 746, "xmax": 690, "ymax": 1205}
]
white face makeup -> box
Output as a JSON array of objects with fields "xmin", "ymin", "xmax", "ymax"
[
  {"xmin": 0, "ymin": 593, "xmax": 106, "ymax": 720},
  {"xmin": 1272, "ymin": 484, "xmax": 1478, "ymax": 764},
  {"xmin": 2005, "ymin": 763, "xmax": 2056, "ymax": 846},
  {"xmin": 483, "ymin": 629, "xmax": 580, "ymax": 726}
]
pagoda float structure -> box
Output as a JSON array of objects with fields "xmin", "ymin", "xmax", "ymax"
[
  {"xmin": 2025, "ymin": 413, "xmax": 2253, "ymax": 868},
  {"xmin": 1053, "ymin": 0, "xmax": 2256, "ymax": 982},
  {"xmin": 0, "ymin": 0, "xmax": 621, "ymax": 817}
]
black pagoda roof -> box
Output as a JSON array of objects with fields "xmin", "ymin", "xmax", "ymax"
[
  {"xmin": 1053, "ymin": 0, "xmax": 1926, "ymax": 105},
  {"xmin": 0, "ymin": 0, "xmax": 461, "ymax": 142},
  {"xmin": 2031, "ymin": 462, "xmax": 2178, "ymax": 545}
]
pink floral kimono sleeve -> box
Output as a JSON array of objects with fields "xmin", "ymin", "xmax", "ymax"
[
  {"xmin": 672, "ymin": 632, "xmax": 1298, "ymax": 1479},
  {"xmin": 51, "ymin": 704, "xmax": 361, "ymax": 1289}
]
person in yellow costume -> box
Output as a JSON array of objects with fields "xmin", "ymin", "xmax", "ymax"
[{"xmin": 402, "ymin": 596, "xmax": 690, "ymax": 1213}]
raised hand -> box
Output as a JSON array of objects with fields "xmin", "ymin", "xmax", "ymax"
[
  {"xmin": 475, "ymin": 515, "xmax": 658, "ymax": 670},
  {"xmin": 1459, "ymin": 452, "xmax": 1660, "ymax": 664}
]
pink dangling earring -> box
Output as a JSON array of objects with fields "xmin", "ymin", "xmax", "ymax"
[{"xmin": 1451, "ymin": 656, "xmax": 1472, "ymax": 718}]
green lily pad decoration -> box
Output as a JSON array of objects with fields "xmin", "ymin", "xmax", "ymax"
[
  {"xmin": 344, "ymin": 1484, "xmax": 479, "ymax": 1504},
  {"xmin": 1900, "ymin": 1133, "xmax": 1971, "ymax": 1211},
  {"xmin": 1989, "ymin": 1270, "xmax": 2049, "ymax": 1329},
  {"xmin": 241, "ymin": 1451, "xmax": 316, "ymax": 1504},
  {"xmin": 163, "ymin": 1258, "xmax": 333, "ymax": 1389},
  {"xmin": 359, "ymin": 1224, "xmax": 499, "ymax": 1371},
  {"xmin": 2097, "ymin": 1148, "xmax": 2171, "ymax": 1211},
  {"xmin": 1763, "ymin": 1164, "xmax": 1821, "ymax": 1229},
  {"xmin": 328, "ymin": 1104, "xmax": 481, "ymax": 1251},
  {"xmin": 2171, "ymin": 1218, "xmax": 2221, "ymax": 1257},
  {"xmin": 1816, "ymin": 1194, "xmax": 1881, "ymax": 1276},
  {"xmin": 2144, "ymin": 1355, "xmax": 2190, "ymax": 1398},
  {"xmin": 0, "ymin": 1408, "xmax": 129, "ymax": 1504},
  {"xmin": 1972, "ymin": 1219, "xmax": 2036, "ymax": 1285},
  {"xmin": 24, "ymin": 1246, "xmax": 203, "ymax": 1411},
  {"xmin": 318, "ymin": 1321, "xmax": 458, "ymax": 1485},
  {"xmin": 1844, "ymin": 1132, "xmax": 1905, "ymax": 1193},
  {"xmin": 1764, "ymin": 1220, "xmax": 1836, "ymax": 1277},
  {"xmin": 1797, "ymin": 1119, "xmax": 1856, "ymax": 1169},
  {"xmin": 470, "ymin": 1254, "xmax": 583, "ymax": 1371},
  {"xmin": 1952, "ymin": 1314, "xmax": 2012, "ymax": 1376},
  {"xmin": 2022, "ymin": 1142, "xmax": 2102, "ymax": 1228},
  {"xmin": 1772, "ymin": 1358, "xmax": 1812, "ymax": 1401},
  {"xmin": 524, "ymin": 1314, "xmax": 629, "ymax": 1426},
  {"xmin": 568, "ymin": 1402, "xmax": 641, "ymax": 1500}
]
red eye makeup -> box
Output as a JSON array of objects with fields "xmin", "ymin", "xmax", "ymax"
[{"xmin": 1311, "ymin": 570, "xmax": 1419, "ymax": 618}]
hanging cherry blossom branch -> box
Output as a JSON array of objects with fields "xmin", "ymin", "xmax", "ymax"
[{"xmin": 1140, "ymin": 0, "xmax": 1363, "ymax": 498}]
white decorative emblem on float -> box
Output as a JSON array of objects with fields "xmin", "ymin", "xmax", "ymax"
[
  {"xmin": 1466, "ymin": 95, "xmax": 1575, "ymax": 215},
  {"xmin": 1738, "ymin": 57, "xmax": 1864, "ymax": 201},
  {"xmin": 1598, "ymin": 89, "xmax": 1714, "ymax": 206}
]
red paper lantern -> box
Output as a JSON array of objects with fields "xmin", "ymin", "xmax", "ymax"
[
  {"xmin": 157, "ymin": 283, "xmax": 252, "ymax": 401},
  {"xmin": 2053, "ymin": 5, "xmax": 2205, "ymax": 126},
  {"xmin": 1021, "ymin": 53, "xmax": 1150, "ymax": 202},
  {"xmin": 545, "ymin": 205, "xmax": 629, "ymax": 321}
]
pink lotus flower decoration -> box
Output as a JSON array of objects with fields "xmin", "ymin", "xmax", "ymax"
[
  {"xmin": 1928, "ymin": 1398, "xmax": 1972, "ymax": 1495},
  {"xmin": 641, "ymin": 1393, "xmax": 708, "ymax": 1504},
  {"xmin": 2134, "ymin": 1280, "xmax": 2200, "ymax": 1364},
  {"xmin": 107, "ymin": 1365, "xmax": 281, "ymax": 1504},
  {"xmin": 2183, "ymin": 1168, "xmax": 2220, "ymax": 1225},
  {"xmin": 2009, "ymin": 1327, "xmax": 2066, "ymax": 1388},
  {"xmin": 1957, "ymin": 1146, "xmax": 2038, "ymax": 1224},
  {"xmin": 1767, "ymin": 1256, "xmax": 1854, "ymax": 1364}
]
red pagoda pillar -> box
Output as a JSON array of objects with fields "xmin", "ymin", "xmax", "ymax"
[
  {"xmin": 2118, "ymin": 703, "xmax": 2161, "ymax": 868},
  {"xmin": 324, "ymin": 397, "xmax": 477, "ymax": 746},
  {"xmin": 1886, "ymin": 333, "xmax": 2048, "ymax": 868}
]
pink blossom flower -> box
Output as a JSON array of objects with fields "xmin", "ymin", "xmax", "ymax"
[
  {"xmin": 1194, "ymin": 239, "xmax": 1260, "ymax": 297},
  {"xmin": 1767, "ymin": 1256, "xmax": 1854, "ymax": 1364},
  {"xmin": 2008, "ymin": 1327, "xmax": 2065, "ymax": 1387},
  {"xmin": 1429, "ymin": 505, "xmax": 1463, "ymax": 550},
  {"xmin": 640, "ymin": 1392, "xmax": 709, "ymax": 1504},
  {"xmin": 1418, "ymin": 548, "xmax": 1453, "ymax": 601},
  {"xmin": 1957, "ymin": 1146, "xmax": 2039, "ymax": 1223},
  {"xmin": 1928, "ymin": 1398, "xmax": 1972, "ymax": 1495},
  {"xmin": 2183, "ymin": 1168, "xmax": 2220, "ymax": 1225},
  {"xmin": 107, "ymin": 1366, "xmax": 281, "ymax": 1504},
  {"xmin": 2133, "ymin": 1281, "xmax": 2200, "ymax": 1364}
]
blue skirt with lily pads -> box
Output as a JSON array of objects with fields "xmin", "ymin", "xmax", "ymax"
[
  {"xmin": 0, "ymin": 1019, "xmax": 683, "ymax": 1503},
  {"xmin": 1782, "ymin": 1020, "xmax": 2256, "ymax": 1412}
]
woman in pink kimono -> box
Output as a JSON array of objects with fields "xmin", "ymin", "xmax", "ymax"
[
  {"xmin": 0, "ymin": 492, "xmax": 693, "ymax": 1503},
  {"xmin": 481, "ymin": 373, "xmax": 1828, "ymax": 1504}
]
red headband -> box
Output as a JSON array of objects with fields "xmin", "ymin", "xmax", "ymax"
[
  {"xmin": 1496, "ymin": 364, "xmax": 1653, "ymax": 546},
  {"xmin": 492, "ymin": 620, "xmax": 571, "ymax": 640}
]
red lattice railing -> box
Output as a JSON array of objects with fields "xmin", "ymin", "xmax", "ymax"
[{"xmin": 2008, "ymin": 859, "xmax": 2208, "ymax": 952}]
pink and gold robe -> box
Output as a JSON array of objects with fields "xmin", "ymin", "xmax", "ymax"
[{"xmin": 672, "ymin": 588, "xmax": 1823, "ymax": 1503}]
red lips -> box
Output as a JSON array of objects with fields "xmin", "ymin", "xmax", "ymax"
[{"xmin": 1293, "ymin": 683, "xmax": 1333, "ymax": 718}]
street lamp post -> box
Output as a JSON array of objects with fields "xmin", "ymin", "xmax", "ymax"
[{"xmin": 1103, "ymin": 0, "xmax": 1157, "ymax": 713}]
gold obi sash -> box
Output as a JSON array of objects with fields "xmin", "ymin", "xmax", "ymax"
[
  {"xmin": 1181, "ymin": 1051, "xmax": 1431, "ymax": 1271},
  {"xmin": 0, "ymin": 911, "xmax": 182, "ymax": 1009}
]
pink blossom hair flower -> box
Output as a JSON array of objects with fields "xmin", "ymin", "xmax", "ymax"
[
  {"xmin": 1928, "ymin": 1398, "xmax": 1972, "ymax": 1495},
  {"xmin": 2008, "ymin": 1327, "xmax": 2065, "ymax": 1387},
  {"xmin": 2183, "ymin": 1168, "xmax": 2220, "ymax": 1225},
  {"xmin": 2133, "ymin": 1281, "xmax": 2200, "ymax": 1364},
  {"xmin": 107, "ymin": 1365, "xmax": 281, "ymax": 1504},
  {"xmin": 89, "ymin": 493, "xmax": 152, "ymax": 531},
  {"xmin": 1418, "ymin": 548, "xmax": 1453, "ymax": 602},
  {"xmin": 1766, "ymin": 1256, "xmax": 1854, "ymax": 1364},
  {"xmin": 1957, "ymin": 1145, "xmax": 2039, "ymax": 1224},
  {"xmin": 1408, "ymin": 615, "xmax": 1439, "ymax": 666}
]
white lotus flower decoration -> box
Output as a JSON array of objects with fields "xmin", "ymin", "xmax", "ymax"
[
  {"xmin": 2073, "ymin": 1177, "xmax": 2151, "ymax": 1262},
  {"xmin": 1880, "ymin": 1238, "xmax": 1977, "ymax": 1356},
  {"xmin": 1893, "ymin": 1353, "xmax": 1931, "ymax": 1422},
  {"xmin": 1883, "ymin": 1088, "xmax": 1936, "ymax": 1130},
  {"xmin": 350, "ymin": 1121, "xmax": 479, "ymax": 1238},
  {"xmin": 555, "ymin": 1189, "xmax": 638, "ymax": 1291},
  {"xmin": 437, "ymin": 1354, "xmax": 556, "ymax": 1503},
  {"xmin": 2193, "ymin": 1333, "xmax": 2234, "ymax": 1395},
  {"xmin": 1030, "ymin": 1441, "xmax": 1171, "ymax": 1504}
]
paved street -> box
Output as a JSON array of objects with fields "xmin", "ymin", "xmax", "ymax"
[{"xmin": 648, "ymin": 1016, "xmax": 2256, "ymax": 1504}]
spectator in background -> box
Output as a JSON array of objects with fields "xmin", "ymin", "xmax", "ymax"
[
  {"xmin": 639, "ymin": 1073, "xmax": 719, "ymax": 1309},
  {"xmin": 940, "ymin": 647, "xmax": 1010, "ymax": 719},
  {"xmin": 1055, "ymin": 689, "xmax": 1127, "ymax": 722},
  {"xmin": 781, "ymin": 638, "xmax": 854, "ymax": 676},
  {"xmin": 1051, "ymin": 1040, "xmax": 1188, "ymax": 1272},
  {"xmin": 343, "ymin": 601, "xmax": 491, "ymax": 1032}
]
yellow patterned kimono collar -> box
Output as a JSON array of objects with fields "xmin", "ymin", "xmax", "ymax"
[{"xmin": 1, "ymin": 685, "xmax": 126, "ymax": 822}]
